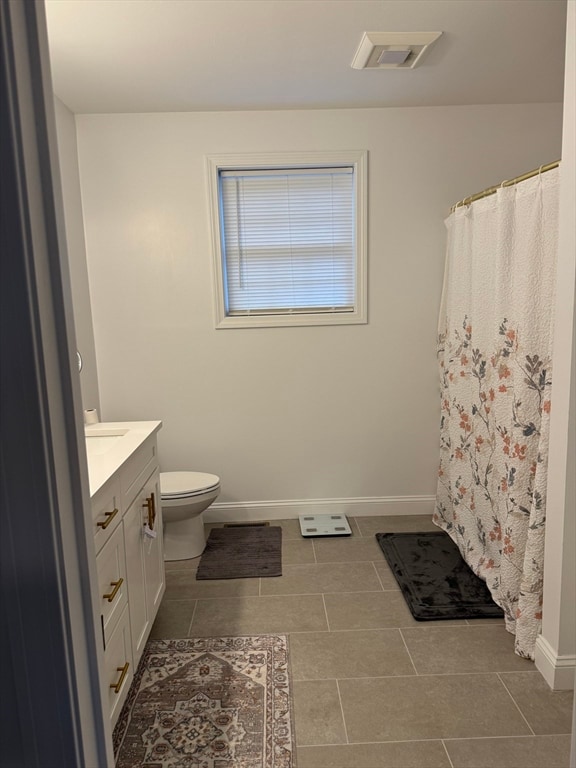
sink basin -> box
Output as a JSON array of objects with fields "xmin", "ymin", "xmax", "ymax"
[
  {"xmin": 83, "ymin": 421, "xmax": 161, "ymax": 498},
  {"xmin": 85, "ymin": 429, "xmax": 128, "ymax": 457}
]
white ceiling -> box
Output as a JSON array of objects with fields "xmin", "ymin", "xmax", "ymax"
[{"xmin": 45, "ymin": 0, "xmax": 567, "ymax": 114}]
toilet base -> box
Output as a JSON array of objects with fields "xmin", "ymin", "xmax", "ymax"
[{"xmin": 163, "ymin": 514, "xmax": 206, "ymax": 561}]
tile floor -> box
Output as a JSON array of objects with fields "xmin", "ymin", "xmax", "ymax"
[{"xmin": 150, "ymin": 515, "xmax": 574, "ymax": 768}]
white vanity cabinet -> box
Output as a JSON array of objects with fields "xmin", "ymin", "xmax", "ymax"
[{"xmin": 88, "ymin": 422, "xmax": 164, "ymax": 731}]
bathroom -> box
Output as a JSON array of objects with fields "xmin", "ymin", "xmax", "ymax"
[{"xmin": 1, "ymin": 1, "xmax": 574, "ymax": 766}]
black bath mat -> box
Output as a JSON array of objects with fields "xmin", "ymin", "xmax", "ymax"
[
  {"xmin": 196, "ymin": 525, "xmax": 282, "ymax": 580},
  {"xmin": 375, "ymin": 531, "xmax": 504, "ymax": 620}
]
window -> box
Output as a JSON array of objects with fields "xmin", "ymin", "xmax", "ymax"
[{"xmin": 206, "ymin": 151, "xmax": 367, "ymax": 328}]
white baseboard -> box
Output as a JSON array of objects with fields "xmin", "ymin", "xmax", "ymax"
[
  {"xmin": 534, "ymin": 635, "xmax": 576, "ymax": 690},
  {"xmin": 205, "ymin": 495, "xmax": 436, "ymax": 524}
]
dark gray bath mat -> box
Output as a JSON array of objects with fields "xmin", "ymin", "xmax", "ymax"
[
  {"xmin": 376, "ymin": 531, "xmax": 504, "ymax": 620},
  {"xmin": 196, "ymin": 525, "xmax": 282, "ymax": 579}
]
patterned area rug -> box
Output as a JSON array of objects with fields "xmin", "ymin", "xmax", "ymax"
[{"xmin": 113, "ymin": 636, "xmax": 295, "ymax": 767}]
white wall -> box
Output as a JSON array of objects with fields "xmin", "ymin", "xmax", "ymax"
[
  {"xmin": 75, "ymin": 103, "xmax": 562, "ymax": 515},
  {"xmin": 54, "ymin": 97, "xmax": 100, "ymax": 414}
]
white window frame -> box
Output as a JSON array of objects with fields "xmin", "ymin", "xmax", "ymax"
[{"xmin": 206, "ymin": 150, "xmax": 368, "ymax": 329}]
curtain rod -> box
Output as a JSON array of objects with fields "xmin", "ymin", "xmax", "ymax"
[{"xmin": 450, "ymin": 160, "xmax": 560, "ymax": 213}]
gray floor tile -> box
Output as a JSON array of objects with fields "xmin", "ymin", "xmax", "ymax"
[
  {"xmin": 445, "ymin": 734, "xmax": 572, "ymax": 768},
  {"xmin": 283, "ymin": 538, "xmax": 316, "ymax": 564},
  {"xmin": 373, "ymin": 560, "xmax": 401, "ymax": 590},
  {"xmin": 190, "ymin": 594, "xmax": 328, "ymax": 636},
  {"xmin": 204, "ymin": 522, "xmax": 224, "ymax": 532},
  {"xmin": 347, "ymin": 517, "xmax": 362, "ymax": 536},
  {"xmin": 164, "ymin": 569, "xmax": 260, "ymax": 600},
  {"xmin": 313, "ymin": 536, "xmax": 384, "ymax": 563},
  {"xmin": 297, "ymin": 741, "xmax": 452, "ymax": 768},
  {"xmin": 164, "ymin": 556, "xmax": 200, "ymax": 571},
  {"xmin": 339, "ymin": 674, "xmax": 532, "ymax": 742},
  {"xmin": 324, "ymin": 591, "xmax": 415, "ymax": 630},
  {"xmin": 466, "ymin": 617, "xmax": 505, "ymax": 625},
  {"xmin": 324, "ymin": 590, "xmax": 468, "ymax": 632},
  {"xmin": 290, "ymin": 629, "xmax": 415, "ymax": 680},
  {"xmin": 401, "ymin": 626, "xmax": 534, "ymax": 674},
  {"xmin": 148, "ymin": 599, "xmax": 196, "ymax": 639},
  {"xmin": 152, "ymin": 516, "xmax": 571, "ymax": 759},
  {"xmin": 498, "ymin": 671, "xmax": 575, "ymax": 734},
  {"xmin": 275, "ymin": 518, "xmax": 306, "ymax": 539},
  {"xmin": 293, "ymin": 680, "xmax": 347, "ymax": 746},
  {"xmin": 355, "ymin": 515, "xmax": 438, "ymax": 538},
  {"xmin": 324, "ymin": 591, "xmax": 469, "ymax": 630},
  {"xmin": 260, "ymin": 562, "xmax": 382, "ymax": 595}
]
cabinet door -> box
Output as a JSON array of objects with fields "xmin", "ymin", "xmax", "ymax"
[
  {"xmin": 123, "ymin": 484, "xmax": 149, "ymax": 663},
  {"xmin": 124, "ymin": 467, "xmax": 166, "ymax": 664},
  {"xmin": 142, "ymin": 470, "xmax": 165, "ymax": 622}
]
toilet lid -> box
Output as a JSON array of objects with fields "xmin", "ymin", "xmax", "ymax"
[{"xmin": 160, "ymin": 471, "xmax": 220, "ymax": 498}]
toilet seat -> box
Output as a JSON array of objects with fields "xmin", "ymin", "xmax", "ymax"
[{"xmin": 160, "ymin": 471, "xmax": 220, "ymax": 500}]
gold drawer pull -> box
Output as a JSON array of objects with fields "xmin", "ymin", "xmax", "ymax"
[
  {"xmin": 97, "ymin": 508, "xmax": 118, "ymax": 530},
  {"xmin": 110, "ymin": 662, "xmax": 129, "ymax": 694},
  {"xmin": 103, "ymin": 578, "xmax": 124, "ymax": 603}
]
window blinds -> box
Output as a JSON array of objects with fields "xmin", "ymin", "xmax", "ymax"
[{"xmin": 219, "ymin": 166, "xmax": 356, "ymax": 315}]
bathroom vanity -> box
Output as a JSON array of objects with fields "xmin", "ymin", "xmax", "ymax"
[{"xmin": 85, "ymin": 421, "xmax": 164, "ymax": 729}]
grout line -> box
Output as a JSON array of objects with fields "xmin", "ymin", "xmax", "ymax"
[
  {"xmin": 281, "ymin": 628, "xmax": 414, "ymax": 638},
  {"xmin": 296, "ymin": 740, "xmax": 348, "ymax": 749},
  {"xmin": 302, "ymin": 736, "xmax": 460, "ymax": 748},
  {"xmin": 287, "ymin": 671, "xmax": 537, "ymax": 681},
  {"xmin": 371, "ymin": 560, "xmax": 386, "ymax": 591},
  {"xmin": 298, "ymin": 737, "xmax": 446, "ymax": 748},
  {"xmin": 166, "ymin": 590, "xmax": 394, "ymax": 601},
  {"xmin": 443, "ymin": 733, "xmax": 570, "ymax": 741},
  {"xmin": 398, "ymin": 628, "xmax": 419, "ymax": 675},
  {"xmin": 496, "ymin": 673, "xmax": 536, "ymax": 736},
  {"xmin": 335, "ymin": 680, "xmax": 350, "ymax": 745},
  {"xmin": 297, "ymin": 733, "xmax": 564, "ymax": 749},
  {"xmin": 441, "ymin": 739, "xmax": 455, "ymax": 768},
  {"xmin": 321, "ymin": 593, "xmax": 331, "ymax": 632},
  {"xmin": 186, "ymin": 600, "xmax": 198, "ymax": 636},
  {"xmin": 311, "ymin": 538, "xmax": 318, "ymax": 564}
]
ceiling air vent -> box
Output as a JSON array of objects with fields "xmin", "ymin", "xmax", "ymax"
[{"xmin": 351, "ymin": 31, "xmax": 442, "ymax": 70}]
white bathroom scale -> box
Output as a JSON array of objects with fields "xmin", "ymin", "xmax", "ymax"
[{"xmin": 299, "ymin": 514, "xmax": 352, "ymax": 537}]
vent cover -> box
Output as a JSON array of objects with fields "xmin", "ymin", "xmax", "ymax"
[{"xmin": 351, "ymin": 31, "xmax": 442, "ymax": 70}]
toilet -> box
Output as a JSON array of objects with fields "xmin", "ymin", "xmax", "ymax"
[{"xmin": 160, "ymin": 471, "xmax": 220, "ymax": 561}]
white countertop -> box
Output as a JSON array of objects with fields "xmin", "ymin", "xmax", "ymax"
[{"xmin": 84, "ymin": 420, "xmax": 162, "ymax": 497}]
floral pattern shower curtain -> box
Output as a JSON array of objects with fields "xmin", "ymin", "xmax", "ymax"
[{"xmin": 434, "ymin": 168, "xmax": 560, "ymax": 659}]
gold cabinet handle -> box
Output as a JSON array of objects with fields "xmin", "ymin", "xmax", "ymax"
[
  {"xmin": 102, "ymin": 577, "xmax": 123, "ymax": 603},
  {"xmin": 143, "ymin": 493, "xmax": 156, "ymax": 530},
  {"xmin": 110, "ymin": 662, "xmax": 129, "ymax": 694},
  {"xmin": 97, "ymin": 508, "xmax": 118, "ymax": 530}
]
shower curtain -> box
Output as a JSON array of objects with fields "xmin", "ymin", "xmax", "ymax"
[{"xmin": 434, "ymin": 167, "xmax": 560, "ymax": 659}]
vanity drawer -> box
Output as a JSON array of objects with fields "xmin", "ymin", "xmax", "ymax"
[
  {"xmin": 104, "ymin": 603, "xmax": 133, "ymax": 728},
  {"xmin": 91, "ymin": 475, "xmax": 122, "ymax": 553},
  {"xmin": 96, "ymin": 522, "xmax": 128, "ymax": 645}
]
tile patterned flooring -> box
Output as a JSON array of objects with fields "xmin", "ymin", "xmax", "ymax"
[{"xmin": 150, "ymin": 516, "xmax": 574, "ymax": 768}]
